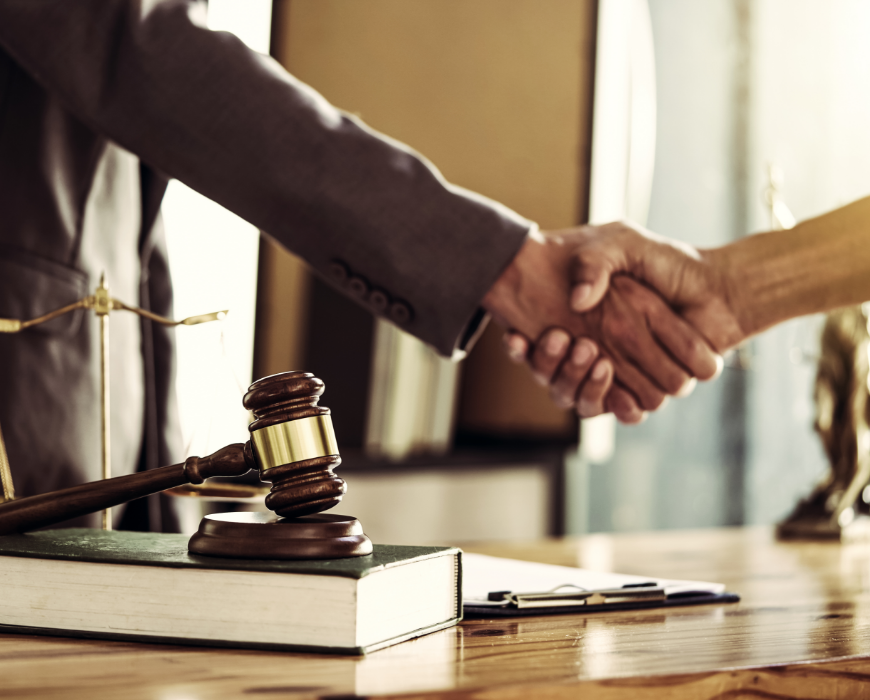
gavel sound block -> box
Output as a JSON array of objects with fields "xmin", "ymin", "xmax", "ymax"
[{"xmin": 0, "ymin": 372, "xmax": 372, "ymax": 560}]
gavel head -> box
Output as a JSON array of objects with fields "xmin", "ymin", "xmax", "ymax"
[{"xmin": 243, "ymin": 371, "xmax": 346, "ymax": 518}]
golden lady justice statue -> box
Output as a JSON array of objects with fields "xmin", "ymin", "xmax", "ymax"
[
  {"xmin": 0, "ymin": 274, "xmax": 226, "ymax": 529},
  {"xmin": 771, "ymin": 165, "xmax": 870, "ymax": 539},
  {"xmin": 777, "ymin": 306, "xmax": 870, "ymax": 539}
]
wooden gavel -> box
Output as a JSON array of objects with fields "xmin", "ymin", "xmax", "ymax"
[{"xmin": 0, "ymin": 372, "xmax": 356, "ymax": 545}]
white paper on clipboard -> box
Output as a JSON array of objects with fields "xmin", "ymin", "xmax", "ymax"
[{"xmin": 462, "ymin": 553, "xmax": 725, "ymax": 608}]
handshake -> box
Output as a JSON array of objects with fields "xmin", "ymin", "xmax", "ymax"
[
  {"xmin": 481, "ymin": 221, "xmax": 740, "ymax": 424},
  {"xmin": 481, "ymin": 195, "xmax": 870, "ymax": 423}
]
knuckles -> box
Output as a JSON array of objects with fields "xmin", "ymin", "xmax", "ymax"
[{"xmin": 604, "ymin": 315, "xmax": 642, "ymax": 356}]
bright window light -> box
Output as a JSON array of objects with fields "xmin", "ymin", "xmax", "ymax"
[{"xmin": 162, "ymin": 0, "xmax": 272, "ymax": 457}]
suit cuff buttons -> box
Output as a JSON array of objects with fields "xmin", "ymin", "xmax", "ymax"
[{"xmin": 327, "ymin": 260, "xmax": 413, "ymax": 327}]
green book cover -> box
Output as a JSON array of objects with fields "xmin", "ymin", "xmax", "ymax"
[{"xmin": 0, "ymin": 528, "xmax": 458, "ymax": 577}]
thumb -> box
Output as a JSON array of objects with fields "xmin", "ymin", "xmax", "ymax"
[{"xmin": 569, "ymin": 253, "xmax": 613, "ymax": 312}]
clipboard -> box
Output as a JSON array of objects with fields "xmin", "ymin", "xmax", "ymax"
[{"xmin": 462, "ymin": 553, "xmax": 739, "ymax": 618}]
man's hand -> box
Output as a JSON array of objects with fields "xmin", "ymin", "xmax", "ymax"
[
  {"xmin": 504, "ymin": 327, "xmax": 697, "ymax": 422},
  {"xmin": 503, "ymin": 323, "xmax": 647, "ymax": 424},
  {"xmin": 502, "ymin": 222, "xmax": 745, "ymax": 419},
  {"xmin": 565, "ymin": 221, "xmax": 746, "ymax": 351},
  {"xmin": 482, "ymin": 229, "xmax": 722, "ymax": 420}
]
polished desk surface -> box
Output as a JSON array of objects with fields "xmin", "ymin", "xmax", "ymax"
[{"xmin": 4, "ymin": 526, "xmax": 870, "ymax": 699}]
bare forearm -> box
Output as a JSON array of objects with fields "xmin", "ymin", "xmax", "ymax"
[{"xmin": 710, "ymin": 196, "xmax": 870, "ymax": 337}]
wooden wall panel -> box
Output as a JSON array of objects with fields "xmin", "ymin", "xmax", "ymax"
[{"xmin": 262, "ymin": 0, "xmax": 597, "ymax": 439}]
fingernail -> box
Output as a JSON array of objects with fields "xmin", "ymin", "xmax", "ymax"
[
  {"xmin": 591, "ymin": 361, "xmax": 609, "ymax": 382},
  {"xmin": 577, "ymin": 398, "xmax": 594, "ymax": 417},
  {"xmin": 505, "ymin": 335, "xmax": 526, "ymax": 363},
  {"xmin": 572, "ymin": 340, "xmax": 595, "ymax": 367},
  {"xmin": 571, "ymin": 283, "xmax": 593, "ymax": 311},
  {"xmin": 617, "ymin": 404, "xmax": 647, "ymax": 424},
  {"xmin": 545, "ymin": 330, "xmax": 570, "ymax": 357},
  {"xmin": 533, "ymin": 372, "xmax": 549, "ymax": 387},
  {"xmin": 677, "ymin": 377, "xmax": 697, "ymax": 398}
]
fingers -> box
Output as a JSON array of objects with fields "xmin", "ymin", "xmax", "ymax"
[
  {"xmin": 550, "ymin": 338, "xmax": 600, "ymax": 409},
  {"xmin": 503, "ymin": 331, "xmax": 530, "ymax": 363},
  {"xmin": 504, "ymin": 324, "xmax": 674, "ymax": 421},
  {"xmin": 643, "ymin": 296, "xmax": 723, "ymax": 382},
  {"xmin": 604, "ymin": 386, "xmax": 648, "ymax": 424},
  {"xmin": 548, "ymin": 346, "xmax": 649, "ymax": 425},
  {"xmin": 504, "ymin": 327, "xmax": 582, "ymax": 399},
  {"xmin": 570, "ymin": 255, "xmax": 612, "ymax": 313},
  {"xmin": 527, "ymin": 331, "xmax": 623, "ymax": 417},
  {"xmin": 566, "ymin": 223, "xmax": 635, "ymax": 313},
  {"xmin": 528, "ymin": 329, "xmax": 572, "ymax": 387},
  {"xmin": 677, "ymin": 376, "xmax": 698, "ymax": 398},
  {"xmin": 504, "ymin": 329, "xmax": 612, "ymax": 415},
  {"xmin": 605, "ymin": 278, "xmax": 697, "ymax": 399},
  {"xmin": 575, "ymin": 358, "xmax": 650, "ymax": 424},
  {"xmin": 608, "ymin": 355, "xmax": 670, "ymax": 411},
  {"xmin": 563, "ymin": 351, "xmax": 648, "ymax": 424},
  {"xmin": 507, "ymin": 325, "xmax": 665, "ymax": 417},
  {"xmin": 576, "ymin": 357, "xmax": 612, "ymax": 417}
]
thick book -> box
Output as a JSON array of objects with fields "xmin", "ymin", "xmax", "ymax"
[{"xmin": 0, "ymin": 529, "xmax": 462, "ymax": 655}]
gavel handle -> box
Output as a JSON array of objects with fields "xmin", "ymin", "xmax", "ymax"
[{"xmin": 0, "ymin": 442, "xmax": 254, "ymax": 536}]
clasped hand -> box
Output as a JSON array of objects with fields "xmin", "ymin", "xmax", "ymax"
[{"xmin": 483, "ymin": 223, "xmax": 745, "ymax": 423}]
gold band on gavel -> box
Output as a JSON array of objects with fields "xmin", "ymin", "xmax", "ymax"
[{"xmin": 251, "ymin": 415, "xmax": 339, "ymax": 471}]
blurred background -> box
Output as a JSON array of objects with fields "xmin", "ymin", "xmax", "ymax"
[{"xmin": 163, "ymin": 0, "xmax": 870, "ymax": 543}]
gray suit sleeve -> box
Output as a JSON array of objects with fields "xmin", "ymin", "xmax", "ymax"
[{"xmin": 0, "ymin": 0, "xmax": 533, "ymax": 357}]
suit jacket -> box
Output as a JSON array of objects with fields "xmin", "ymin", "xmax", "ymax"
[{"xmin": 0, "ymin": 0, "xmax": 531, "ymax": 527}]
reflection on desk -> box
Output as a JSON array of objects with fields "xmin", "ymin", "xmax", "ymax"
[{"xmin": 4, "ymin": 526, "xmax": 870, "ymax": 699}]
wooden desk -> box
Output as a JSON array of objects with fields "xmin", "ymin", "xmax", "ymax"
[{"xmin": 3, "ymin": 526, "xmax": 870, "ymax": 699}]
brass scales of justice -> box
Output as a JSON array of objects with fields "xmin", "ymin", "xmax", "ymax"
[
  {"xmin": 0, "ymin": 273, "xmax": 227, "ymax": 528},
  {"xmin": 0, "ymin": 276, "xmax": 371, "ymax": 559}
]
